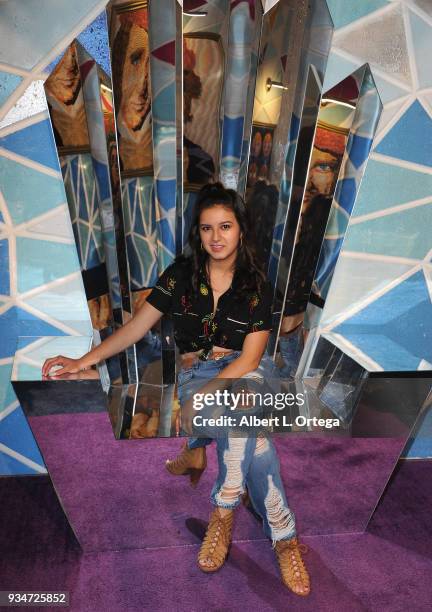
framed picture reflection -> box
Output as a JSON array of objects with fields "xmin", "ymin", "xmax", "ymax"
[{"xmin": 183, "ymin": 33, "xmax": 224, "ymax": 190}]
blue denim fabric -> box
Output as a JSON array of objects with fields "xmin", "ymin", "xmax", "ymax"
[
  {"xmin": 176, "ymin": 352, "xmax": 296, "ymax": 542},
  {"xmin": 278, "ymin": 327, "xmax": 304, "ymax": 379},
  {"xmin": 177, "ymin": 351, "xmax": 280, "ymax": 445},
  {"xmin": 177, "ymin": 350, "xmax": 241, "ymax": 449},
  {"xmin": 211, "ymin": 434, "xmax": 296, "ymax": 541}
]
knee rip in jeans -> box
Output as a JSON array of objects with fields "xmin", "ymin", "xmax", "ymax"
[
  {"xmin": 215, "ymin": 438, "xmax": 247, "ymax": 505},
  {"xmin": 265, "ymin": 475, "xmax": 295, "ymax": 538}
]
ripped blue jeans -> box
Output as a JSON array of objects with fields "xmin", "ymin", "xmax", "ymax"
[{"xmin": 177, "ymin": 351, "xmax": 296, "ymax": 542}]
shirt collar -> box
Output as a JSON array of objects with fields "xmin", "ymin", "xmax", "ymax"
[{"xmin": 200, "ymin": 262, "xmax": 237, "ymax": 291}]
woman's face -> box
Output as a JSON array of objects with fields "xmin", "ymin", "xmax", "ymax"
[
  {"xmin": 46, "ymin": 43, "xmax": 81, "ymax": 105},
  {"xmin": 252, "ymin": 131, "xmax": 262, "ymax": 157},
  {"xmin": 303, "ymin": 147, "xmax": 340, "ymax": 208},
  {"xmin": 262, "ymin": 132, "xmax": 272, "ymax": 158},
  {"xmin": 199, "ymin": 205, "xmax": 241, "ymax": 262},
  {"xmin": 120, "ymin": 23, "xmax": 150, "ymax": 131}
]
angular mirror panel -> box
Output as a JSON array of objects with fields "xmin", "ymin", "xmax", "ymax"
[
  {"xmin": 272, "ymin": 71, "xmax": 356, "ymax": 369},
  {"xmin": 242, "ymin": 0, "xmax": 305, "ymax": 203},
  {"xmin": 110, "ymin": 1, "xmax": 153, "ymax": 177},
  {"xmin": 220, "ymin": 0, "xmax": 263, "ymax": 190},
  {"xmin": 44, "ymin": 36, "xmax": 137, "ymax": 385},
  {"xmin": 269, "ymin": 64, "xmax": 323, "ymax": 353},
  {"xmin": 239, "ymin": 0, "xmax": 333, "ymax": 308},
  {"xmin": 235, "ymin": 0, "xmax": 264, "ymax": 194},
  {"xmin": 273, "ymin": 64, "xmax": 382, "ymax": 380},
  {"xmin": 266, "ymin": 0, "xmax": 333, "ymax": 283},
  {"xmin": 180, "ymin": 2, "xmax": 230, "ymax": 251},
  {"xmin": 148, "ymin": 0, "xmax": 183, "ymax": 384},
  {"xmin": 129, "ymin": 382, "xmax": 177, "ymax": 439},
  {"xmin": 299, "ymin": 65, "xmax": 383, "ymax": 379},
  {"xmin": 109, "ymin": 1, "xmax": 165, "ymax": 386},
  {"xmin": 183, "ymin": 32, "xmax": 223, "ymax": 190}
]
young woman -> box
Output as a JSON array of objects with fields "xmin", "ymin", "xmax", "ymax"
[{"xmin": 42, "ymin": 183, "xmax": 310, "ymax": 596}]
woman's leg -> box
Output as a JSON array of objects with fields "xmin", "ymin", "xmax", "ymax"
[
  {"xmin": 166, "ymin": 373, "xmax": 211, "ymax": 483},
  {"xmin": 210, "ymin": 435, "xmax": 258, "ymax": 509},
  {"xmin": 198, "ymin": 434, "xmax": 257, "ymax": 572},
  {"xmin": 245, "ymin": 435, "xmax": 310, "ymax": 596},
  {"xmin": 245, "ymin": 435, "xmax": 296, "ymax": 542}
]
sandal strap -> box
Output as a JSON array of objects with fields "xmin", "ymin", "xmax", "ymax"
[
  {"xmin": 198, "ymin": 509, "xmax": 233, "ymax": 568},
  {"xmin": 275, "ymin": 538, "xmax": 310, "ymax": 594}
]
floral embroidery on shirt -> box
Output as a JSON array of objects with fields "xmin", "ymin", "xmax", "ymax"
[
  {"xmin": 202, "ymin": 314, "xmax": 217, "ymax": 337},
  {"xmin": 251, "ymin": 320, "xmax": 264, "ymax": 332},
  {"xmin": 202, "ymin": 313, "xmax": 213, "ymax": 336},
  {"xmin": 146, "ymin": 261, "xmax": 273, "ymax": 353}
]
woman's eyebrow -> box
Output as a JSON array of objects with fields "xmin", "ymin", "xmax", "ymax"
[{"xmin": 199, "ymin": 221, "xmax": 233, "ymax": 226}]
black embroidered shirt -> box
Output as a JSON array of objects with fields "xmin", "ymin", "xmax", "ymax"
[{"xmin": 146, "ymin": 259, "xmax": 273, "ymax": 354}]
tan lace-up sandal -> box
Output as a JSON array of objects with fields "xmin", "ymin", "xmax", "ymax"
[
  {"xmin": 198, "ymin": 508, "xmax": 234, "ymax": 573},
  {"xmin": 274, "ymin": 538, "xmax": 311, "ymax": 596},
  {"xmin": 165, "ymin": 441, "xmax": 207, "ymax": 487}
]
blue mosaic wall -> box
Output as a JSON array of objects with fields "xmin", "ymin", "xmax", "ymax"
[
  {"xmin": 318, "ymin": 0, "xmax": 432, "ymax": 456},
  {"xmin": 0, "ymin": 1, "xmax": 105, "ymax": 475}
]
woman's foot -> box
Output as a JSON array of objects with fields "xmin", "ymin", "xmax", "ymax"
[
  {"xmin": 274, "ymin": 538, "xmax": 310, "ymax": 596},
  {"xmin": 165, "ymin": 442, "xmax": 207, "ymax": 487},
  {"xmin": 198, "ymin": 507, "xmax": 234, "ymax": 572}
]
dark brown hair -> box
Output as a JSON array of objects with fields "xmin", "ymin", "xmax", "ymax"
[{"xmin": 179, "ymin": 182, "xmax": 267, "ymax": 300}]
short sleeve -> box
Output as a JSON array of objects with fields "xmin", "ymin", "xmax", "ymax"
[
  {"xmin": 248, "ymin": 281, "xmax": 273, "ymax": 333},
  {"xmin": 145, "ymin": 263, "xmax": 178, "ymax": 314}
]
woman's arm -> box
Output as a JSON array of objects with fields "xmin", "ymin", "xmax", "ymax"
[
  {"xmin": 215, "ymin": 330, "xmax": 270, "ymax": 379},
  {"xmin": 42, "ymin": 302, "xmax": 164, "ymax": 377},
  {"xmin": 180, "ymin": 331, "xmax": 270, "ymax": 434}
]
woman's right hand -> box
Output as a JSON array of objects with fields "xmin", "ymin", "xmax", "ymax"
[{"xmin": 42, "ymin": 355, "xmax": 87, "ymax": 378}]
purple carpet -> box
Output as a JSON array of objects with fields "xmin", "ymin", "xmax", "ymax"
[
  {"xmin": 1, "ymin": 457, "xmax": 432, "ymax": 610},
  {"xmin": 22, "ymin": 412, "xmax": 405, "ymax": 551}
]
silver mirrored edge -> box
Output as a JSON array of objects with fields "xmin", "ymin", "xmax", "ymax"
[{"xmin": 299, "ymin": 64, "xmax": 383, "ymax": 377}]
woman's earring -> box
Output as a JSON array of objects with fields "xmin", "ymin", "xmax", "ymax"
[
  {"xmin": 240, "ymin": 235, "xmax": 243, "ymax": 248},
  {"xmin": 200, "ymin": 242, "xmax": 204, "ymax": 250}
]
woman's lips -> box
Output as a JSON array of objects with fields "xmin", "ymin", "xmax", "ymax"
[{"xmin": 210, "ymin": 244, "xmax": 224, "ymax": 251}]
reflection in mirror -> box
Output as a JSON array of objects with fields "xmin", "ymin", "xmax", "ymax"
[
  {"xmin": 130, "ymin": 383, "xmax": 177, "ymax": 440},
  {"xmin": 241, "ymin": 0, "xmax": 304, "ymax": 278},
  {"xmin": 221, "ymin": 0, "xmax": 263, "ymax": 190},
  {"xmin": 274, "ymin": 71, "xmax": 355, "ymax": 370},
  {"xmin": 274, "ymin": 65, "xmax": 382, "ymax": 380},
  {"xmin": 109, "ymin": 1, "xmax": 164, "ymax": 385},
  {"xmin": 303, "ymin": 336, "xmax": 368, "ymax": 427},
  {"xmin": 240, "ymin": 0, "xmax": 333, "ymax": 298},
  {"xmin": 45, "ymin": 37, "xmax": 136, "ymax": 385},
  {"xmin": 107, "ymin": 383, "xmax": 135, "ymax": 439},
  {"xmin": 180, "ymin": 4, "xmax": 229, "ymax": 250},
  {"xmin": 235, "ymin": 5, "xmax": 262, "ymax": 196},
  {"xmin": 110, "ymin": 2, "xmax": 153, "ymax": 177},
  {"xmin": 300, "ymin": 66, "xmax": 383, "ymax": 379},
  {"xmin": 266, "ymin": 0, "xmax": 333, "ymax": 286},
  {"xmin": 183, "ymin": 33, "xmax": 221, "ymax": 190},
  {"xmin": 241, "ymin": 0, "xmax": 298, "ymax": 204},
  {"xmin": 270, "ymin": 64, "xmax": 323, "ymax": 353}
]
